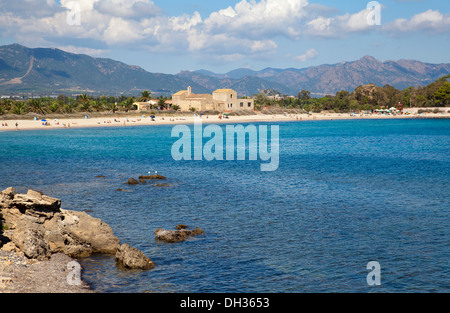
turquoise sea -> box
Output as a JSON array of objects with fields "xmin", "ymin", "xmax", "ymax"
[{"xmin": 0, "ymin": 118, "xmax": 449, "ymax": 293}]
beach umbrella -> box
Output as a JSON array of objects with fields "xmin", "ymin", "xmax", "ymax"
[
  {"xmin": 41, "ymin": 119, "xmax": 47, "ymax": 122},
  {"xmin": 150, "ymin": 115, "xmax": 155, "ymax": 118}
]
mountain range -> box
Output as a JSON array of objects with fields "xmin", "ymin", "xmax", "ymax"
[
  {"xmin": 186, "ymin": 56, "xmax": 450, "ymax": 96},
  {"xmin": 0, "ymin": 44, "xmax": 209, "ymax": 96},
  {"xmin": 0, "ymin": 44, "xmax": 449, "ymax": 97}
]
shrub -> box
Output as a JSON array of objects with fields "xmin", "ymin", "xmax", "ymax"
[{"xmin": 12, "ymin": 102, "xmax": 28, "ymax": 115}]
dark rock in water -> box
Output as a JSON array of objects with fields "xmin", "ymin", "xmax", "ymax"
[
  {"xmin": 139, "ymin": 178, "xmax": 147, "ymax": 183},
  {"xmin": 95, "ymin": 175, "xmax": 106, "ymax": 178},
  {"xmin": 138, "ymin": 174, "xmax": 167, "ymax": 180},
  {"xmin": 127, "ymin": 177, "xmax": 139, "ymax": 185},
  {"xmin": 154, "ymin": 183, "xmax": 172, "ymax": 188},
  {"xmin": 154, "ymin": 225, "xmax": 204, "ymax": 243},
  {"xmin": 115, "ymin": 243, "xmax": 155, "ymax": 270}
]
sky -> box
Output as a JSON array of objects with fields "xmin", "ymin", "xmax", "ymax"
[{"xmin": 0, "ymin": 0, "xmax": 449, "ymax": 74}]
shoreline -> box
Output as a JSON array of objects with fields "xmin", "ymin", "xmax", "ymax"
[
  {"xmin": 1, "ymin": 112, "xmax": 449, "ymax": 132},
  {"xmin": 0, "ymin": 250, "xmax": 94, "ymax": 293}
]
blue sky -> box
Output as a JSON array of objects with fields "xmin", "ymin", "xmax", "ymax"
[{"xmin": 0, "ymin": 0, "xmax": 449, "ymax": 74}]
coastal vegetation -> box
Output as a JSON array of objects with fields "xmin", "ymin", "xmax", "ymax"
[
  {"xmin": 254, "ymin": 75, "xmax": 450, "ymax": 113},
  {"xmin": 0, "ymin": 91, "xmax": 171, "ymax": 116},
  {"xmin": 0, "ymin": 76, "xmax": 448, "ymax": 116}
]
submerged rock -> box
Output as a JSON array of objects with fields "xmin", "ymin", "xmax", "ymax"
[
  {"xmin": 126, "ymin": 177, "xmax": 139, "ymax": 185},
  {"xmin": 138, "ymin": 174, "xmax": 167, "ymax": 180},
  {"xmin": 154, "ymin": 225, "xmax": 204, "ymax": 243}
]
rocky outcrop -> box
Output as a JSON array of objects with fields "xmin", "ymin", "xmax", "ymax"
[
  {"xmin": 126, "ymin": 174, "xmax": 167, "ymax": 186},
  {"xmin": 115, "ymin": 244, "xmax": 155, "ymax": 270},
  {"xmin": 12, "ymin": 222, "xmax": 50, "ymax": 261},
  {"xmin": 154, "ymin": 224, "xmax": 204, "ymax": 243},
  {"xmin": 57, "ymin": 210, "xmax": 120, "ymax": 255},
  {"xmin": 139, "ymin": 174, "xmax": 167, "ymax": 180},
  {"xmin": 0, "ymin": 187, "xmax": 61, "ymax": 228},
  {"xmin": 126, "ymin": 178, "xmax": 139, "ymax": 185},
  {"xmin": 0, "ymin": 187, "xmax": 153, "ymax": 270}
]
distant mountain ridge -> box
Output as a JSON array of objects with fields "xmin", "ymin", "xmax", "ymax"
[
  {"xmin": 184, "ymin": 55, "xmax": 450, "ymax": 96},
  {"xmin": 0, "ymin": 43, "xmax": 209, "ymax": 95},
  {"xmin": 0, "ymin": 44, "xmax": 448, "ymax": 97}
]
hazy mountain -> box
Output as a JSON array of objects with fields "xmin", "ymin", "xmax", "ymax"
[
  {"xmin": 189, "ymin": 56, "xmax": 450, "ymax": 96},
  {"xmin": 176, "ymin": 70, "xmax": 294, "ymax": 96},
  {"xmin": 0, "ymin": 44, "xmax": 208, "ymax": 95},
  {"xmin": 1, "ymin": 44, "xmax": 448, "ymax": 97}
]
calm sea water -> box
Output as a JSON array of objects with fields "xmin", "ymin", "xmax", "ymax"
[{"xmin": 0, "ymin": 119, "xmax": 449, "ymax": 293}]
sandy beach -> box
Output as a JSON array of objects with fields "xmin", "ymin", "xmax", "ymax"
[{"xmin": 1, "ymin": 112, "xmax": 448, "ymax": 132}]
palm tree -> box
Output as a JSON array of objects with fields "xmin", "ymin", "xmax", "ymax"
[
  {"xmin": 12, "ymin": 102, "xmax": 28, "ymax": 115},
  {"xmin": 63, "ymin": 99, "xmax": 77, "ymax": 113},
  {"xmin": 122, "ymin": 97, "xmax": 135, "ymax": 112},
  {"xmin": 80, "ymin": 101, "xmax": 91, "ymax": 112},
  {"xmin": 48, "ymin": 101, "xmax": 60, "ymax": 113},
  {"xmin": 28, "ymin": 98, "xmax": 45, "ymax": 115},
  {"xmin": 90, "ymin": 100, "xmax": 103, "ymax": 112},
  {"xmin": 105, "ymin": 102, "xmax": 117, "ymax": 113},
  {"xmin": 140, "ymin": 90, "xmax": 152, "ymax": 102},
  {"xmin": 78, "ymin": 94, "xmax": 91, "ymax": 112},
  {"xmin": 158, "ymin": 97, "xmax": 167, "ymax": 110}
]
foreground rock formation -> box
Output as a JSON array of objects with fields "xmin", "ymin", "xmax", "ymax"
[{"xmin": 0, "ymin": 187, "xmax": 153, "ymax": 270}]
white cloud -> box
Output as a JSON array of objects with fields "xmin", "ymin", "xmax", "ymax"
[
  {"xmin": 204, "ymin": 0, "xmax": 310, "ymax": 39},
  {"xmin": 305, "ymin": 8, "xmax": 375, "ymax": 37},
  {"xmin": 383, "ymin": 9, "xmax": 450, "ymax": 34},
  {"xmin": 0, "ymin": 0, "xmax": 448, "ymax": 65},
  {"xmin": 0, "ymin": 0, "xmax": 62, "ymax": 18},
  {"xmin": 55, "ymin": 45, "xmax": 109, "ymax": 56},
  {"xmin": 294, "ymin": 48, "xmax": 318, "ymax": 62},
  {"xmin": 103, "ymin": 17, "xmax": 145, "ymax": 44},
  {"xmin": 94, "ymin": 0, "xmax": 161, "ymax": 19}
]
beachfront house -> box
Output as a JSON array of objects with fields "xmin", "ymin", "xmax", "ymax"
[
  {"xmin": 172, "ymin": 86, "xmax": 254, "ymax": 112},
  {"xmin": 134, "ymin": 99, "xmax": 158, "ymax": 111}
]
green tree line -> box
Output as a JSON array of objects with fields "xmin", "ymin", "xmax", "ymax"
[
  {"xmin": 1, "ymin": 76, "xmax": 449, "ymax": 116},
  {"xmin": 255, "ymin": 75, "xmax": 450, "ymax": 113},
  {"xmin": 0, "ymin": 90, "xmax": 172, "ymax": 115}
]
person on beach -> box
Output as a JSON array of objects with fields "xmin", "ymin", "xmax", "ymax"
[{"xmin": 15, "ymin": 122, "xmax": 18, "ymax": 130}]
